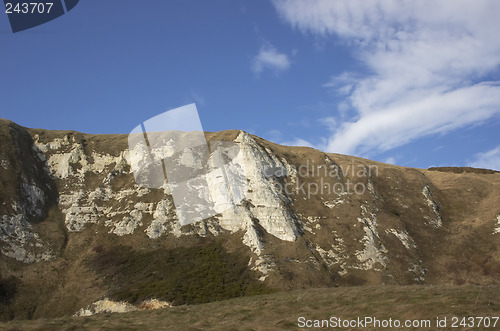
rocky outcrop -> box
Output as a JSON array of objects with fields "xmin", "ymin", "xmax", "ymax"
[
  {"xmin": 28, "ymin": 128, "xmax": 300, "ymax": 269},
  {"xmin": 0, "ymin": 121, "xmax": 60, "ymax": 263},
  {"xmin": 494, "ymin": 215, "xmax": 500, "ymax": 234},
  {"xmin": 74, "ymin": 298, "xmax": 171, "ymax": 317}
]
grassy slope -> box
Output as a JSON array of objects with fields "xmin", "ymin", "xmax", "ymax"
[
  {"xmin": 88, "ymin": 241, "xmax": 273, "ymax": 305},
  {"xmin": 1, "ymin": 285, "xmax": 499, "ymax": 330}
]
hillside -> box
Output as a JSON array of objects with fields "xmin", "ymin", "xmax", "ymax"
[
  {"xmin": 1, "ymin": 285, "xmax": 499, "ymax": 330},
  {"xmin": 1, "ymin": 118, "xmax": 499, "ymax": 321}
]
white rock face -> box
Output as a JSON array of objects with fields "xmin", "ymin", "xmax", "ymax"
[
  {"xmin": 145, "ymin": 199, "xmax": 173, "ymax": 239},
  {"xmin": 65, "ymin": 204, "xmax": 101, "ymax": 232},
  {"xmin": 74, "ymin": 298, "xmax": 136, "ymax": 316},
  {"xmin": 0, "ymin": 133, "xmax": 57, "ymax": 263},
  {"xmin": 322, "ymin": 195, "xmax": 346, "ymax": 209},
  {"xmin": 1, "ymin": 159, "xmax": 8, "ymax": 169},
  {"xmin": 0, "ymin": 178, "xmax": 54, "ymax": 263},
  {"xmin": 494, "ymin": 215, "xmax": 500, "ymax": 234},
  {"xmin": 242, "ymin": 219, "xmax": 264, "ymax": 255},
  {"xmin": 422, "ymin": 186, "xmax": 442, "ymax": 227},
  {"xmin": 250, "ymin": 256, "xmax": 275, "ymax": 282},
  {"xmin": 34, "ymin": 135, "xmax": 70, "ymax": 152},
  {"xmin": 0, "ymin": 214, "xmax": 52, "ymax": 263},
  {"xmin": 220, "ymin": 132, "xmax": 298, "ymax": 242},
  {"xmin": 74, "ymin": 298, "xmax": 172, "ymax": 317},
  {"xmin": 408, "ymin": 262, "xmax": 427, "ymax": 282},
  {"xmin": 386, "ymin": 228, "xmax": 417, "ymax": 249},
  {"xmin": 137, "ymin": 298, "xmax": 172, "ymax": 310},
  {"xmin": 21, "ymin": 182, "xmax": 46, "ymax": 218},
  {"xmin": 354, "ymin": 205, "xmax": 387, "ymax": 270},
  {"xmin": 35, "ymin": 131, "xmax": 128, "ymax": 181},
  {"xmin": 47, "ymin": 147, "xmax": 129, "ymax": 180},
  {"xmin": 312, "ymin": 233, "xmax": 348, "ymax": 276},
  {"xmin": 33, "ymin": 132, "xmax": 298, "ymax": 261},
  {"xmin": 35, "ymin": 137, "xmax": 150, "ymax": 234},
  {"xmin": 107, "ymin": 210, "xmax": 143, "ymax": 236},
  {"xmin": 314, "ymin": 244, "xmax": 341, "ymax": 268}
]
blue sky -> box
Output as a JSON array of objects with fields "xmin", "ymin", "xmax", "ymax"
[{"xmin": 1, "ymin": 0, "xmax": 499, "ymax": 170}]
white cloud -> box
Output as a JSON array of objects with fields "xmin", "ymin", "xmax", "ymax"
[
  {"xmin": 280, "ymin": 137, "xmax": 315, "ymax": 148},
  {"xmin": 190, "ymin": 91, "xmax": 205, "ymax": 106},
  {"xmin": 384, "ymin": 157, "xmax": 397, "ymax": 165},
  {"xmin": 468, "ymin": 145, "xmax": 500, "ymax": 171},
  {"xmin": 272, "ymin": 0, "xmax": 500, "ymax": 156},
  {"xmin": 265, "ymin": 129, "xmax": 283, "ymax": 142},
  {"xmin": 252, "ymin": 43, "xmax": 291, "ymax": 74}
]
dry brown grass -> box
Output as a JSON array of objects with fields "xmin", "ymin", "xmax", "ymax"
[{"xmin": 1, "ymin": 285, "xmax": 499, "ymax": 330}]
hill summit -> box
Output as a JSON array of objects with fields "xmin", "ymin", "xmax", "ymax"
[{"xmin": 0, "ymin": 119, "xmax": 499, "ymax": 320}]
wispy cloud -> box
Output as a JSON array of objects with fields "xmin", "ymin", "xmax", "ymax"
[
  {"xmin": 468, "ymin": 145, "xmax": 500, "ymax": 171},
  {"xmin": 384, "ymin": 157, "xmax": 397, "ymax": 165},
  {"xmin": 190, "ymin": 91, "xmax": 205, "ymax": 106},
  {"xmin": 280, "ymin": 137, "xmax": 315, "ymax": 148},
  {"xmin": 272, "ymin": 0, "xmax": 500, "ymax": 156},
  {"xmin": 252, "ymin": 42, "xmax": 291, "ymax": 74}
]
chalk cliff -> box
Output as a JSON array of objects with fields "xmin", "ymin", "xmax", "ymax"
[{"xmin": 1, "ymin": 119, "xmax": 499, "ymax": 320}]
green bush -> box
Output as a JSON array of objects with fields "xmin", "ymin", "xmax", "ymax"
[{"xmin": 88, "ymin": 241, "xmax": 274, "ymax": 305}]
